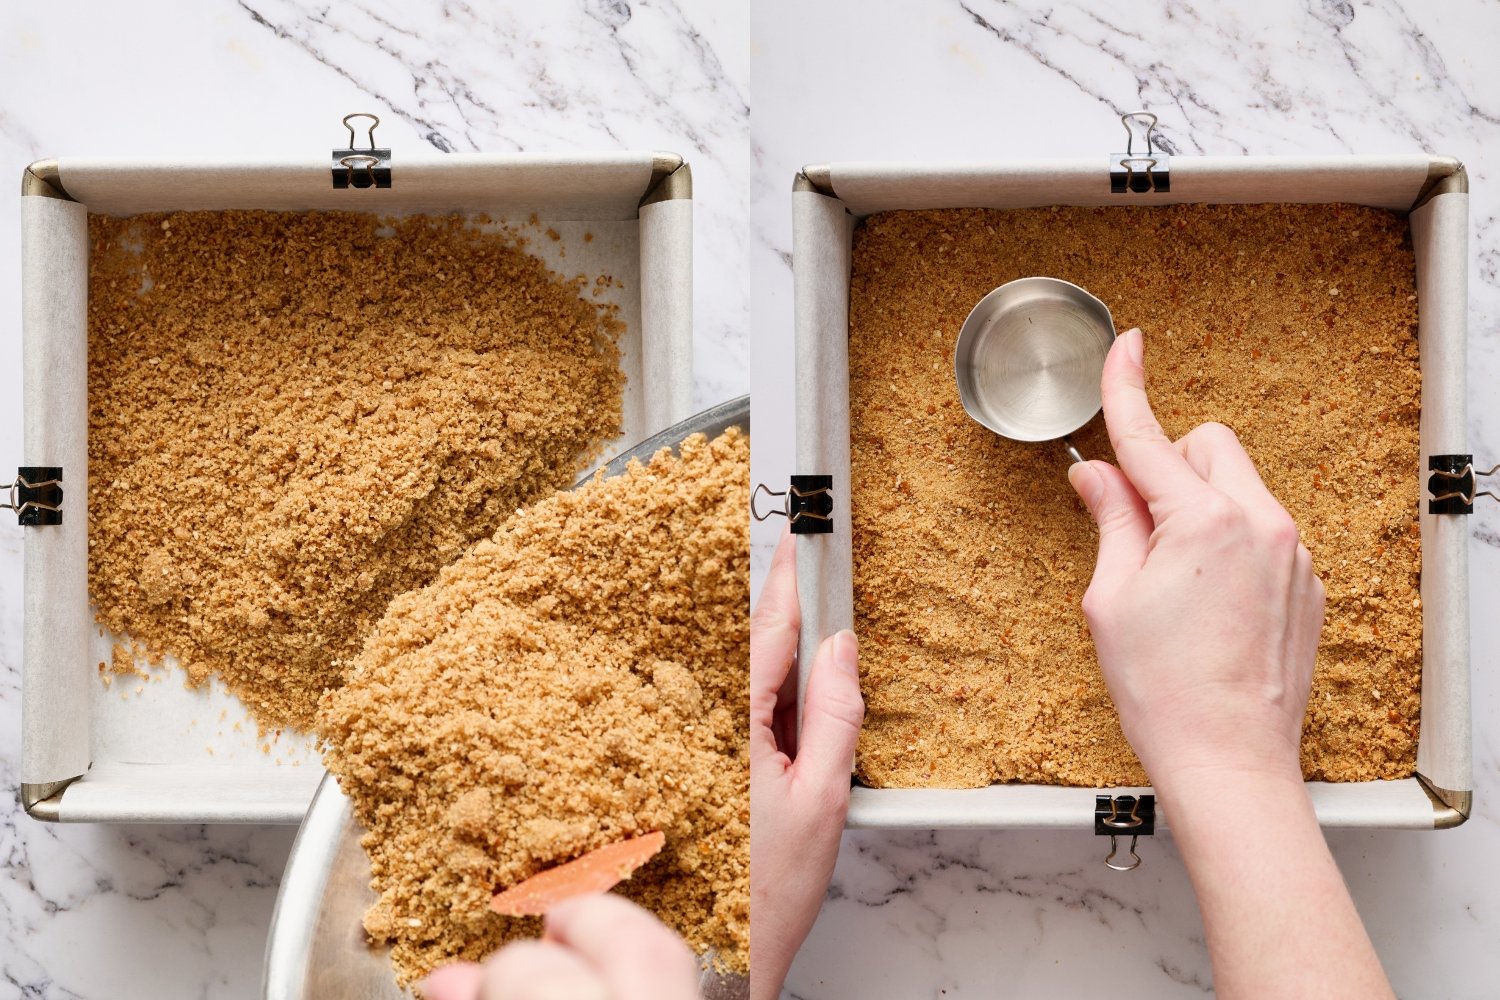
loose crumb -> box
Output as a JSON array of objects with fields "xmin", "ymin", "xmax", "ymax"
[
  {"xmin": 319, "ymin": 428, "xmax": 749, "ymax": 985},
  {"xmin": 87, "ymin": 210, "xmax": 625, "ymax": 731},
  {"xmin": 849, "ymin": 204, "xmax": 1420, "ymax": 788}
]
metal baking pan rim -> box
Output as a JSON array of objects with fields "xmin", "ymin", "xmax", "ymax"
[
  {"xmin": 21, "ymin": 774, "xmax": 82, "ymax": 821},
  {"xmin": 1410, "ymin": 157, "xmax": 1466, "ymax": 211},
  {"xmin": 38, "ymin": 150, "xmax": 691, "ymax": 221},
  {"xmin": 21, "ymin": 161, "xmax": 696, "ymax": 823},
  {"xmin": 1417, "ymin": 772, "xmax": 1471, "ymax": 828},
  {"xmin": 22, "ymin": 158, "xmax": 74, "ymax": 201},
  {"xmin": 799, "ymin": 154, "xmax": 1468, "ymax": 209},
  {"xmin": 842, "ymin": 772, "xmax": 1471, "ymax": 831},
  {"xmin": 641, "ymin": 156, "xmax": 691, "ymax": 206},
  {"xmin": 790, "ymin": 155, "xmax": 1469, "ymax": 832},
  {"xmin": 795, "ymin": 164, "xmax": 835, "ymax": 196}
]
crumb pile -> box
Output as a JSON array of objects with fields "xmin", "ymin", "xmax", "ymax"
[
  {"xmin": 849, "ymin": 204, "xmax": 1421, "ymax": 788},
  {"xmin": 318, "ymin": 428, "xmax": 750, "ymax": 984},
  {"xmin": 87, "ymin": 211, "xmax": 624, "ymax": 730}
]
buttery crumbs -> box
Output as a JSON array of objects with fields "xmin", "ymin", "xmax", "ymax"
[
  {"xmin": 318, "ymin": 428, "xmax": 750, "ymax": 985},
  {"xmin": 87, "ymin": 210, "xmax": 624, "ymax": 731},
  {"xmin": 850, "ymin": 204, "xmax": 1421, "ymax": 788}
]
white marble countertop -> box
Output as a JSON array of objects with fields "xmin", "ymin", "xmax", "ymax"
[
  {"xmin": 0, "ymin": 2, "xmax": 746, "ymax": 997},
  {"xmin": 750, "ymin": 2, "xmax": 1499, "ymax": 998},
  {"xmin": 7, "ymin": 0, "xmax": 1500, "ymax": 996}
]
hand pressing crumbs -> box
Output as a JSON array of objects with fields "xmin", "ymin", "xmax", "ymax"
[
  {"xmin": 318, "ymin": 428, "xmax": 749, "ymax": 986},
  {"xmin": 849, "ymin": 204, "xmax": 1420, "ymax": 788},
  {"xmin": 87, "ymin": 210, "xmax": 624, "ymax": 731}
]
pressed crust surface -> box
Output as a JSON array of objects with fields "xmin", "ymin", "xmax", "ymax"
[{"xmin": 849, "ymin": 205, "xmax": 1421, "ymax": 789}]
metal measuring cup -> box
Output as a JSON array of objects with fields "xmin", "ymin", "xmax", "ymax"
[{"xmin": 953, "ymin": 277, "xmax": 1117, "ymax": 461}]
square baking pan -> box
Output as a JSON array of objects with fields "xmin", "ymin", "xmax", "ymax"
[
  {"xmin": 20, "ymin": 127, "xmax": 694, "ymax": 823},
  {"xmin": 788, "ymin": 140, "xmax": 1469, "ymax": 833}
]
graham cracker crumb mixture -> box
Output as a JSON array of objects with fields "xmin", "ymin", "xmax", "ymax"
[
  {"xmin": 87, "ymin": 211, "xmax": 624, "ymax": 731},
  {"xmin": 850, "ymin": 205, "xmax": 1420, "ymax": 788},
  {"xmin": 318, "ymin": 429, "xmax": 749, "ymax": 985}
]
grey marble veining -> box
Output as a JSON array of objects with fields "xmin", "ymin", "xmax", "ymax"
[
  {"xmin": 751, "ymin": 1, "xmax": 1500, "ymax": 998},
  {"xmin": 226, "ymin": 0, "xmax": 750, "ymax": 410},
  {"xmin": 4, "ymin": 0, "xmax": 1498, "ymax": 996}
]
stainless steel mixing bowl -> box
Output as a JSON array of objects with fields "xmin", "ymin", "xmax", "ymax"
[{"xmin": 262, "ymin": 396, "xmax": 751, "ymax": 1000}]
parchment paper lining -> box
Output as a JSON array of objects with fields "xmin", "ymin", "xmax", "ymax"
[
  {"xmin": 58, "ymin": 154, "xmax": 657, "ymax": 219},
  {"xmin": 793, "ymin": 156, "xmax": 1468, "ymax": 830},
  {"xmin": 22, "ymin": 154, "xmax": 693, "ymax": 823}
]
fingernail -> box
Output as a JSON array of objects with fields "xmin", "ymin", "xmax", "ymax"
[
  {"xmin": 1067, "ymin": 460, "xmax": 1101, "ymax": 510},
  {"xmin": 832, "ymin": 629, "xmax": 859, "ymax": 678},
  {"xmin": 1123, "ymin": 327, "xmax": 1143, "ymax": 366}
]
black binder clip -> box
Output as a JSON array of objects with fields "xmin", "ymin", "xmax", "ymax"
[
  {"xmin": 332, "ymin": 113, "xmax": 392, "ymax": 190},
  {"xmin": 752, "ymin": 475, "xmax": 833, "ymax": 534},
  {"xmin": 1095, "ymin": 794, "xmax": 1154, "ymax": 871},
  {"xmin": 1110, "ymin": 111, "xmax": 1170, "ymax": 194},
  {"xmin": 1427, "ymin": 455, "xmax": 1497, "ymax": 514},
  {"xmin": 4, "ymin": 467, "xmax": 62, "ymax": 525}
]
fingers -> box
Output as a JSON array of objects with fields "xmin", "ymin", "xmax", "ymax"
[
  {"xmin": 419, "ymin": 963, "xmax": 485, "ymax": 1000},
  {"xmin": 423, "ymin": 898, "xmax": 701, "ymax": 1000},
  {"xmin": 1069, "ymin": 459, "xmax": 1153, "ymax": 587},
  {"xmin": 1174, "ymin": 422, "xmax": 1284, "ymax": 520},
  {"xmin": 792, "ymin": 629, "xmax": 864, "ymax": 800},
  {"xmin": 751, "ymin": 531, "xmax": 799, "ymax": 760},
  {"xmin": 544, "ymin": 895, "xmax": 701, "ymax": 1000},
  {"xmin": 1283, "ymin": 543, "xmax": 1326, "ymax": 703},
  {"xmin": 1100, "ymin": 328, "xmax": 1209, "ymax": 517},
  {"xmin": 771, "ymin": 658, "xmax": 800, "ymax": 760},
  {"xmin": 479, "ymin": 941, "xmax": 608, "ymax": 1000}
]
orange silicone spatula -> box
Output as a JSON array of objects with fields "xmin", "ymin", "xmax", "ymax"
[{"xmin": 490, "ymin": 830, "xmax": 666, "ymax": 917}]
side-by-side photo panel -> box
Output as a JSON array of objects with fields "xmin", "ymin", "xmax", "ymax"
[
  {"xmin": 750, "ymin": 3, "xmax": 1491, "ymax": 1000},
  {"xmin": 7, "ymin": 4, "xmax": 749, "ymax": 999},
  {"xmin": 3, "ymin": 2, "xmax": 1499, "ymax": 1000}
]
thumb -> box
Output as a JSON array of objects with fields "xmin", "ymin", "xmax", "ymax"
[
  {"xmin": 1068, "ymin": 459, "xmax": 1153, "ymax": 584},
  {"xmin": 793, "ymin": 629, "xmax": 864, "ymax": 803}
]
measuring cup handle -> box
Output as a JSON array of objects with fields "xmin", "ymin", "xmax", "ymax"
[{"xmin": 1063, "ymin": 437, "xmax": 1085, "ymax": 465}]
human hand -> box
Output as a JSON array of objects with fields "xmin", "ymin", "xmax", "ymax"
[
  {"xmin": 1066, "ymin": 327, "xmax": 1325, "ymax": 793},
  {"xmin": 417, "ymin": 894, "xmax": 700, "ymax": 1000},
  {"xmin": 749, "ymin": 531, "xmax": 864, "ymax": 1000},
  {"xmin": 1070, "ymin": 331, "xmax": 1393, "ymax": 999}
]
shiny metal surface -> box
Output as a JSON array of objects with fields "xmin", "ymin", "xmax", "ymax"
[
  {"xmin": 641, "ymin": 154, "xmax": 691, "ymax": 206},
  {"xmin": 21, "ymin": 158, "xmax": 72, "ymax": 200},
  {"xmin": 1417, "ymin": 772, "xmax": 1473, "ymax": 830},
  {"xmin": 796, "ymin": 163, "xmax": 836, "ymax": 196},
  {"xmin": 953, "ymin": 277, "xmax": 1116, "ymax": 443},
  {"xmin": 263, "ymin": 397, "xmax": 750, "ymax": 999},
  {"xmin": 20, "ymin": 777, "xmax": 80, "ymax": 822},
  {"xmin": 263, "ymin": 774, "xmax": 394, "ymax": 1000},
  {"xmin": 1411, "ymin": 155, "xmax": 1467, "ymax": 210}
]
